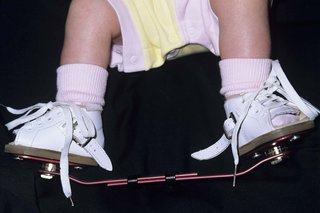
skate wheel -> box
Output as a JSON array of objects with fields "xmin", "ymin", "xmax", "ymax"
[
  {"xmin": 249, "ymin": 133, "xmax": 304, "ymax": 165},
  {"xmin": 40, "ymin": 162, "xmax": 58, "ymax": 180},
  {"xmin": 13, "ymin": 156, "xmax": 24, "ymax": 161},
  {"xmin": 73, "ymin": 166, "xmax": 84, "ymax": 170},
  {"xmin": 251, "ymin": 145, "xmax": 289, "ymax": 165},
  {"xmin": 289, "ymin": 135, "xmax": 301, "ymax": 142},
  {"xmin": 266, "ymin": 146, "xmax": 289, "ymax": 165}
]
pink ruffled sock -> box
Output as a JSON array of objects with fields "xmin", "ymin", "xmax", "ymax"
[
  {"xmin": 219, "ymin": 58, "xmax": 272, "ymax": 98},
  {"xmin": 56, "ymin": 64, "xmax": 108, "ymax": 110}
]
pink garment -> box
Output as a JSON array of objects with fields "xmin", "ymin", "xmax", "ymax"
[
  {"xmin": 56, "ymin": 64, "xmax": 108, "ymax": 107},
  {"xmin": 107, "ymin": 0, "xmax": 220, "ymax": 72},
  {"xmin": 219, "ymin": 59, "xmax": 272, "ymax": 98}
]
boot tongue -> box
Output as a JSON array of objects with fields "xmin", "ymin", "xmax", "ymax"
[
  {"xmin": 223, "ymin": 92, "xmax": 254, "ymax": 118},
  {"xmin": 224, "ymin": 92, "xmax": 301, "ymax": 128}
]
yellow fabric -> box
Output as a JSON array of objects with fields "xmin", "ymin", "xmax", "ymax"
[
  {"xmin": 169, "ymin": 44, "xmax": 209, "ymax": 60},
  {"xmin": 123, "ymin": 0, "xmax": 186, "ymax": 69}
]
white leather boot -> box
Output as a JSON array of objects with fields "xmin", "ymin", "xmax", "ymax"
[
  {"xmin": 5, "ymin": 102, "xmax": 112, "ymax": 200},
  {"xmin": 191, "ymin": 60, "xmax": 319, "ymax": 168}
]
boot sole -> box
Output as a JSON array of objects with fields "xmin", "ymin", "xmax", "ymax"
[
  {"xmin": 4, "ymin": 144, "xmax": 98, "ymax": 166},
  {"xmin": 239, "ymin": 119, "xmax": 314, "ymax": 156}
]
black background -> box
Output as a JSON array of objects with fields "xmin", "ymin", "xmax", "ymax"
[{"xmin": 1, "ymin": 0, "xmax": 320, "ymax": 212}]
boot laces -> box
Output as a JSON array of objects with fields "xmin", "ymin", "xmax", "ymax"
[
  {"xmin": 5, "ymin": 102, "xmax": 96, "ymax": 202},
  {"xmin": 230, "ymin": 61, "xmax": 319, "ymax": 184}
]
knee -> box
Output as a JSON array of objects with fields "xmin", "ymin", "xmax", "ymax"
[{"xmin": 68, "ymin": 0, "xmax": 121, "ymax": 40}]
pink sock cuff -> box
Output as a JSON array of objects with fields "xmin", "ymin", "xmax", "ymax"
[
  {"xmin": 56, "ymin": 64, "xmax": 108, "ymax": 106},
  {"xmin": 219, "ymin": 58, "xmax": 272, "ymax": 98}
]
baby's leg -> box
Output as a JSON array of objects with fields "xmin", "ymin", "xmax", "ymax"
[
  {"xmin": 56, "ymin": 0, "xmax": 121, "ymax": 107},
  {"xmin": 210, "ymin": 0, "xmax": 272, "ymax": 99},
  {"xmin": 5, "ymin": 0, "xmax": 122, "ymax": 200},
  {"xmin": 210, "ymin": 0, "xmax": 271, "ymax": 59},
  {"xmin": 192, "ymin": 0, "xmax": 319, "ymax": 169},
  {"xmin": 61, "ymin": 0, "xmax": 121, "ymax": 68}
]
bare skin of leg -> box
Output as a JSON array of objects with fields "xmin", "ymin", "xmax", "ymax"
[
  {"xmin": 60, "ymin": 0, "xmax": 121, "ymax": 68},
  {"xmin": 210, "ymin": 0, "xmax": 271, "ymax": 59}
]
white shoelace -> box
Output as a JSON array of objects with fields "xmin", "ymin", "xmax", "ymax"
[
  {"xmin": 5, "ymin": 102, "xmax": 96, "ymax": 204},
  {"xmin": 229, "ymin": 60, "xmax": 319, "ymax": 184}
]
